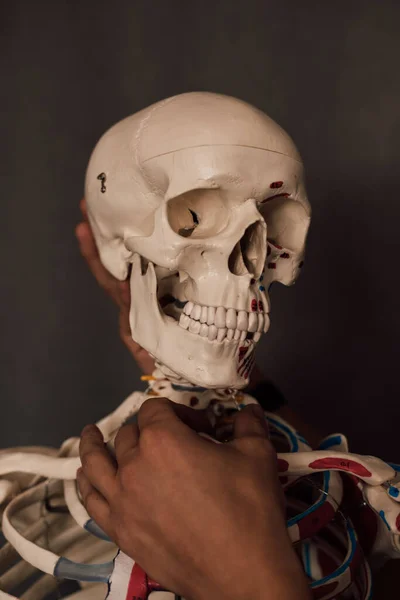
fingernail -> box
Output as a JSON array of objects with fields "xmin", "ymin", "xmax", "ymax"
[{"xmin": 249, "ymin": 404, "xmax": 269, "ymax": 437}]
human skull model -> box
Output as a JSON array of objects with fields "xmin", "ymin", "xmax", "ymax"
[
  {"xmin": 85, "ymin": 92, "xmax": 311, "ymax": 388},
  {"xmin": 1, "ymin": 94, "xmax": 398, "ymax": 600}
]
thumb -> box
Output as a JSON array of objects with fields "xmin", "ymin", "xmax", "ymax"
[{"xmin": 232, "ymin": 404, "xmax": 269, "ymax": 440}]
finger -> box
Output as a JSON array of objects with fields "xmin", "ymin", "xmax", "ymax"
[
  {"xmin": 116, "ymin": 284, "xmax": 155, "ymax": 373},
  {"xmin": 118, "ymin": 280, "xmax": 131, "ymax": 307},
  {"xmin": 79, "ymin": 425, "xmax": 117, "ymax": 500},
  {"xmin": 232, "ymin": 404, "xmax": 269, "ymax": 440},
  {"xmin": 137, "ymin": 397, "xmax": 214, "ymax": 437},
  {"xmin": 173, "ymin": 403, "xmax": 215, "ymax": 436},
  {"xmin": 118, "ymin": 309, "xmax": 155, "ymax": 373},
  {"xmin": 132, "ymin": 344, "xmax": 156, "ymax": 375},
  {"xmin": 230, "ymin": 405, "xmax": 275, "ymax": 462},
  {"xmin": 76, "ymin": 222, "xmax": 120, "ymax": 300},
  {"xmin": 120, "ymin": 331, "xmax": 154, "ymax": 374},
  {"xmin": 75, "ymin": 221, "xmax": 100, "ymax": 265},
  {"xmin": 76, "ymin": 468, "xmax": 112, "ymax": 535},
  {"xmin": 114, "ymin": 423, "xmax": 140, "ymax": 463},
  {"xmin": 119, "ymin": 305, "xmax": 133, "ymax": 339},
  {"xmin": 79, "ymin": 197, "xmax": 88, "ymax": 221}
]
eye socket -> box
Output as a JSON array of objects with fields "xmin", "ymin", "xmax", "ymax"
[
  {"xmin": 167, "ymin": 189, "xmax": 228, "ymax": 239},
  {"xmin": 178, "ymin": 209, "xmax": 199, "ymax": 237},
  {"xmin": 259, "ymin": 194, "xmax": 309, "ymax": 252}
]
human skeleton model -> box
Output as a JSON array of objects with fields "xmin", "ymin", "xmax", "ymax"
[{"xmin": 1, "ymin": 93, "xmax": 399, "ymax": 599}]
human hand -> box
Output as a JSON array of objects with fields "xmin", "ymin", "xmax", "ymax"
[
  {"xmin": 75, "ymin": 198, "xmax": 155, "ymax": 374},
  {"xmin": 78, "ymin": 398, "xmax": 310, "ymax": 600}
]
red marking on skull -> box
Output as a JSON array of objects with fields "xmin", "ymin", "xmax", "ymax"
[
  {"xmin": 267, "ymin": 263, "xmax": 276, "ymax": 269},
  {"xmin": 277, "ymin": 458, "xmax": 289, "ymax": 473},
  {"xmin": 308, "ymin": 458, "xmax": 372, "ymax": 477},
  {"xmin": 190, "ymin": 396, "xmax": 199, "ymax": 407},
  {"xmin": 240, "ymin": 349, "xmax": 255, "ymax": 373},
  {"xmin": 262, "ymin": 193, "xmax": 290, "ymax": 204},
  {"xmin": 251, "ymin": 299, "xmax": 257, "ymax": 311},
  {"xmin": 258, "ymin": 301, "xmax": 264, "ymax": 312},
  {"xmin": 270, "ymin": 181, "xmax": 283, "ymax": 188},
  {"xmin": 280, "ymin": 252, "xmax": 290, "ymax": 259},
  {"xmin": 239, "ymin": 347, "xmax": 247, "ymax": 362},
  {"xmin": 396, "ymin": 512, "xmax": 400, "ymax": 532}
]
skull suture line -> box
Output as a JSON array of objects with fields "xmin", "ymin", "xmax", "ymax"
[{"xmin": 85, "ymin": 93, "xmax": 311, "ymax": 388}]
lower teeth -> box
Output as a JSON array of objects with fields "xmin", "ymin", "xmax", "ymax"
[{"xmin": 178, "ymin": 315, "xmax": 262, "ymax": 343}]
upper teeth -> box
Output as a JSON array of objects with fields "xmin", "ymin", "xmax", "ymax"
[{"xmin": 180, "ymin": 302, "xmax": 269, "ymax": 342}]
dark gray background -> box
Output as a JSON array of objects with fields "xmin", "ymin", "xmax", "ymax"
[{"xmin": 1, "ymin": 1, "xmax": 399, "ymax": 460}]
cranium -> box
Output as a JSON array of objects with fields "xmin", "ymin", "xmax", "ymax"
[{"xmin": 85, "ymin": 92, "xmax": 310, "ymax": 388}]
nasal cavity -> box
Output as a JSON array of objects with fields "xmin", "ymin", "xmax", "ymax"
[{"xmin": 228, "ymin": 221, "xmax": 266, "ymax": 278}]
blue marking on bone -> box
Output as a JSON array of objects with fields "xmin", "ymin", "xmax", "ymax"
[
  {"xmin": 259, "ymin": 285, "xmax": 266, "ymax": 291},
  {"xmin": 287, "ymin": 472, "xmax": 330, "ymax": 527},
  {"xmin": 84, "ymin": 519, "xmax": 112, "ymax": 542},
  {"xmin": 303, "ymin": 542, "xmax": 312, "ymax": 578},
  {"xmin": 54, "ymin": 557, "xmax": 113, "ymax": 582},
  {"xmin": 267, "ymin": 416, "xmax": 299, "ymax": 453},
  {"xmin": 318, "ymin": 435, "xmax": 343, "ymax": 450},
  {"xmin": 310, "ymin": 522, "xmax": 356, "ymax": 587},
  {"xmin": 389, "ymin": 463, "xmax": 400, "ymax": 472},
  {"xmin": 379, "ymin": 510, "xmax": 391, "ymax": 530},
  {"xmin": 389, "ymin": 486, "xmax": 400, "ymax": 499},
  {"xmin": 297, "ymin": 434, "xmax": 310, "ymax": 447}
]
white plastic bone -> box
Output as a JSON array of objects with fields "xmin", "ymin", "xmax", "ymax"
[{"xmin": 85, "ymin": 92, "xmax": 310, "ymax": 388}]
